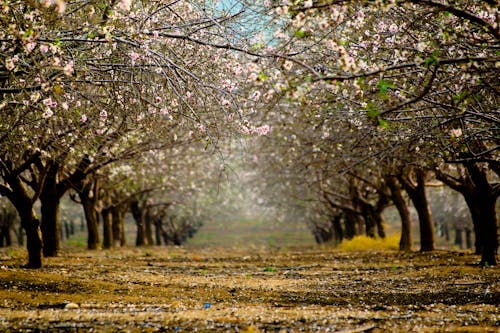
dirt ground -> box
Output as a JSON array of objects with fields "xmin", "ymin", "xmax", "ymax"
[{"xmin": 0, "ymin": 247, "xmax": 498, "ymax": 332}]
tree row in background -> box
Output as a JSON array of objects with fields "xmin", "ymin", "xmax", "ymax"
[
  {"xmin": 1, "ymin": 0, "xmax": 498, "ymax": 267},
  {"xmin": 242, "ymin": 0, "xmax": 498, "ymax": 265}
]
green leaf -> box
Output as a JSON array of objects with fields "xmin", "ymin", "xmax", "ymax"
[
  {"xmin": 263, "ymin": 267, "xmax": 277, "ymax": 272},
  {"xmin": 376, "ymin": 80, "xmax": 395, "ymax": 94},
  {"xmin": 294, "ymin": 30, "xmax": 311, "ymax": 38},
  {"xmin": 378, "ymin": 119, "xmax": 390, "ymax": 129},
  {"xmin": 366, "ymin": 103, "xmax": 380, "ymax": 119},
  {"xmin": 424, "ymin": 51, "xmax": 440, "ymax": 67}
]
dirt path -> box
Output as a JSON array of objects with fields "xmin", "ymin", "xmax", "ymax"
[{"xmin": 0, "ymin": 247, "xmax": 498, "ymax": 332}]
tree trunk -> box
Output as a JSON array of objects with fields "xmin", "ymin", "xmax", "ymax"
[
  {"xmin": 40, "ymin": 165, "xmax": 62, "ymax": 257},
  {"xmin": 2, "ymin": 176, "xmax": 44, "ymax": 268},
  {"xmin": 131, "ymin": 199, "xmax": 147, "ymax": 246},
  {"xmin": 332, "ymin": 214, "xmax": 343, "ymax": 244},
  {"xmin": 25, "ymin": 216, "xmax": 43, "ymax": 268},
  {"xmin": 81, "ymin": 195, "xmax": 101, "ymax": 250},
  {"xmin": 386, "ymin": 175, "xmax": 412, "ymax": 251},
  {"xmin": 464, "ymin": 162, "xmax": 498, "ymax": 266},
  {"xmin": 476, "ymin": 194, "xmax": 498, "ymax": 266},
  {"xmin": 111, "ymin": 205, "xmax": 126, "ymax": 247},
  {"xmin": 343, "ymin": 210, "xmax": 358, "ymax": 239},
  {"xmin": 75, "ymin": 178, "xmax": 101, "ymax": 250},
  {"xmin": 154, "ymin": 217, "xmax": 162, "ymax": 245},
  {"xmin": 399, "ymin": 168, "xmax": 434, "ymax": 252},
  {"xmin": 101, "ymin": 207, "xmax": 113, "ymax": 249},
  {"xmin": 436, "ymin": 163, "xmax": 497, "ymax": 264},
  {"xmin": 145, "ymin": 208, "xmax": 154, "ymax": 245}
]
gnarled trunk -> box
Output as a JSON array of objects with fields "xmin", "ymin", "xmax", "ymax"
[
  {"xmin": 131, "ymin": 199, "xmax": 147, "ymax": 246},
  {"xmin": 39, "ymin": 163, "xmax": 62, "ymax": 257},
  {"xmin": 399, "ymin": 168, "xmax": 434, "ymax": 252},
  {"xmin": 386, "ymin": 175, "xmax": 412, "ymax": 251},
  {"xmin": 78, "ymin": 180, "xmax": 101, "ymax": 250},
  {"xmin": 40, "ymin": 193, "xmax": 61, "ymax": 257},
  {"xmin": 111, "ymin": 205, "xmax": 126, "ymax": 247},
  {"xmin": 465, "ymin": 162, "xmax": 498, "ymax": 266},
  {"xmin": 101, "ymin": 207, "xmax": 113, "ymax": 249}
]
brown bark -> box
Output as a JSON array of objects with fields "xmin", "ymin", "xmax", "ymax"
[
  {"xmin": 436, "ymin": 164, "xmax": 498, "ymax": 265},
  {"xmin": 386, "ymin": 175, "xmax": 412, "ymax": 251},
  {"xmin": 131, "ymin": 199, "xmax": 147, "ymax": 246},
  {"xmin": 465, "ymin": 163, "xmax": 498, "ymax": 266},
  {"xmin": 1, "ymin": 177, "xmax": 43, "ymax": 268},
  {"xmin": 145, "ymin": 208, "xmax": 154, "ymax": 245},
  {"xmin": 399, "ymin": 168, "xmax": 434, "ymax": 252},
  {"xmin": 101, "ymin": 207, "xmax": 113, "ymax": 249},
  {"xmin": 39, "ymin": 161, "xmax": 62, "ymax": 257},
  {"xmin": 111, "ymin": 205, "xmax": 126, "ymax": 247},
  {"xmin": 78, "ymin": 179, "xmax": 101, "ymax": 250}
]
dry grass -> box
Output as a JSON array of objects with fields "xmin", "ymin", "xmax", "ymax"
[
  {"xmin": 0, "ymin": 246, "xmax": 499, "ymax": 332},
  {"xmin": 338, "ymin": 234, "xmax": 400, "ymax": 251}
]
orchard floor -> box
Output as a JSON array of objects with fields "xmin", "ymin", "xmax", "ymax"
[{"xmin": 0, "ymin": 247, "xmax": 499, "ymax": 332}]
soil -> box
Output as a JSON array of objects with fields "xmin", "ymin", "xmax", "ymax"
[{"xmin": 0, "ymin": 247, "xmax": 498, "ymax": 332}]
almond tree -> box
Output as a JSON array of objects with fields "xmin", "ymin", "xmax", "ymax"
[
  {"xmin": 0, "ymin": 0, "xmax": 257, "ymax": 267},
  {"xmin": 256, "ymin": 0, "xmax": 498, "ymax": 264}
]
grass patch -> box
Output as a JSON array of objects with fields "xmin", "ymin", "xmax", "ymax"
[{"xmin": 339, "ymin": 234, "xmax": 400, "ymax": 251}]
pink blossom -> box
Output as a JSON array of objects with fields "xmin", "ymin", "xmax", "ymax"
[
  {"xmin": 42, "ymin": 97, "xmax": 57, "ymax": 109},
  {"xmin": 240, "ymin": 125, "xmax": 250, "ymax": 135},
  {"xmin": 40, "ymin": 44, "xmax": 49, "ymax": 53},
  {"xmin": 42, "ymin": 108, "xmax": 54, "ymax": 119},
  {"xmin": 250, "ymin": 91, "xmax": 261, "ymax": 101},
  {"xmin": 99, "ymin": 110, "xmax": 108, "ymax": 121},
  {"xmin": 25, "ymin": 41, "xmax": 37, "ymax": 53},
  {"xmin": 81, "ymin": 114, "xmax": 88, "ymax": 123},
  {"xmin": 121, "ymin": 0, "xmax": 132, "ymax": 11},
  {"xmin": 6, "ymin": 58, "xmax": 16, "ymax": 71},
  {"xmin": 255, "ymin": 125, "xmax": 270, "ymax": 136},
  {"xmin": 388, "ymin": 23, "xmax": 398, "ymax": 34},
  {"xmin": 129, "ymin": 51, "xmax": 140, "ymax": 64},
  {"xmin": 153, "ymin": 31, "xmax": 160, "ymax": 38},
  {"xmin": 63, "ymin": 60, "xmax": 74, "ymax": 76}
]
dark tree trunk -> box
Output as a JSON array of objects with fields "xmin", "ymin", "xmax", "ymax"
[
  {"xmin": 2, "ymin": 176, "xmax": 44, "ymax": 268},
  {"xmin": 75, "ymin": 178, "xmax": 101, "ymax": 250},
  {"xmin": 476, "ymin": 195, "xmax": 498, "ymax": 266},
  {"xmin": 111, "ymin": 205, "xmax": 126, "ymax": 247},
  {"xmin": 0, "ymin": 206, "xmax": 15, "ymax": 247},
  {"xmin": 40, "ymin": 195, "xmax": 61, "ymax": 257},
  {"xmin": 463, "ymin": 194, "xmax": 483, "ymax": 254},
  {"xmin": 465, "ymin": 162, "xmax": 498, "ymax": 266},
  {"xmin": 465, "ymin": 228, "xmax": 473, "ymax": 249},
  {"xmin": 81, "ymin": 195, "xmax": 101, "ymax": 250},
  {"xmin": 436, "ymin": 163, "xmax": 497, "ymax": 264},
  {"xmin": 332, "ymin": 214, "xmax": 343, "ymax": 244},
  {"xmin": 154, "ymin": 218, "xmax": 162, "ymax": 245},
  {"xmin": 40, "ymin": 164, "xmax": 62, "ymax": 257},
  {"xmin": 131, "ymin": 199, "xmax": 147, "ymax": 246},
  {"xmin": 145, "ymin": 208, "xmax": 154, "ymax": 245},
  {"xmin": 363, "ymin": 211, "xmax": 376, "ymax": 238},
  {"xmin": 400, "ymin": 168, "xmax": 434, "ymax": 252},
  {"xmin": 25, "ymin": 216, "xmax": 43, "ymax": 268},
  {"xmin": 101, "ymin": 207, "xmax": 113, "ymax": 249},
  {"xmin": 343, "ymin": 210, "xmax": 358, "ymax": 239},
  {"xmin": 386, "ymin": 175, "xmax": 412, "ymax": 251},
  {"xmin": 455, "ymin": 228, "xmax": 464, "ymax": 249}
]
